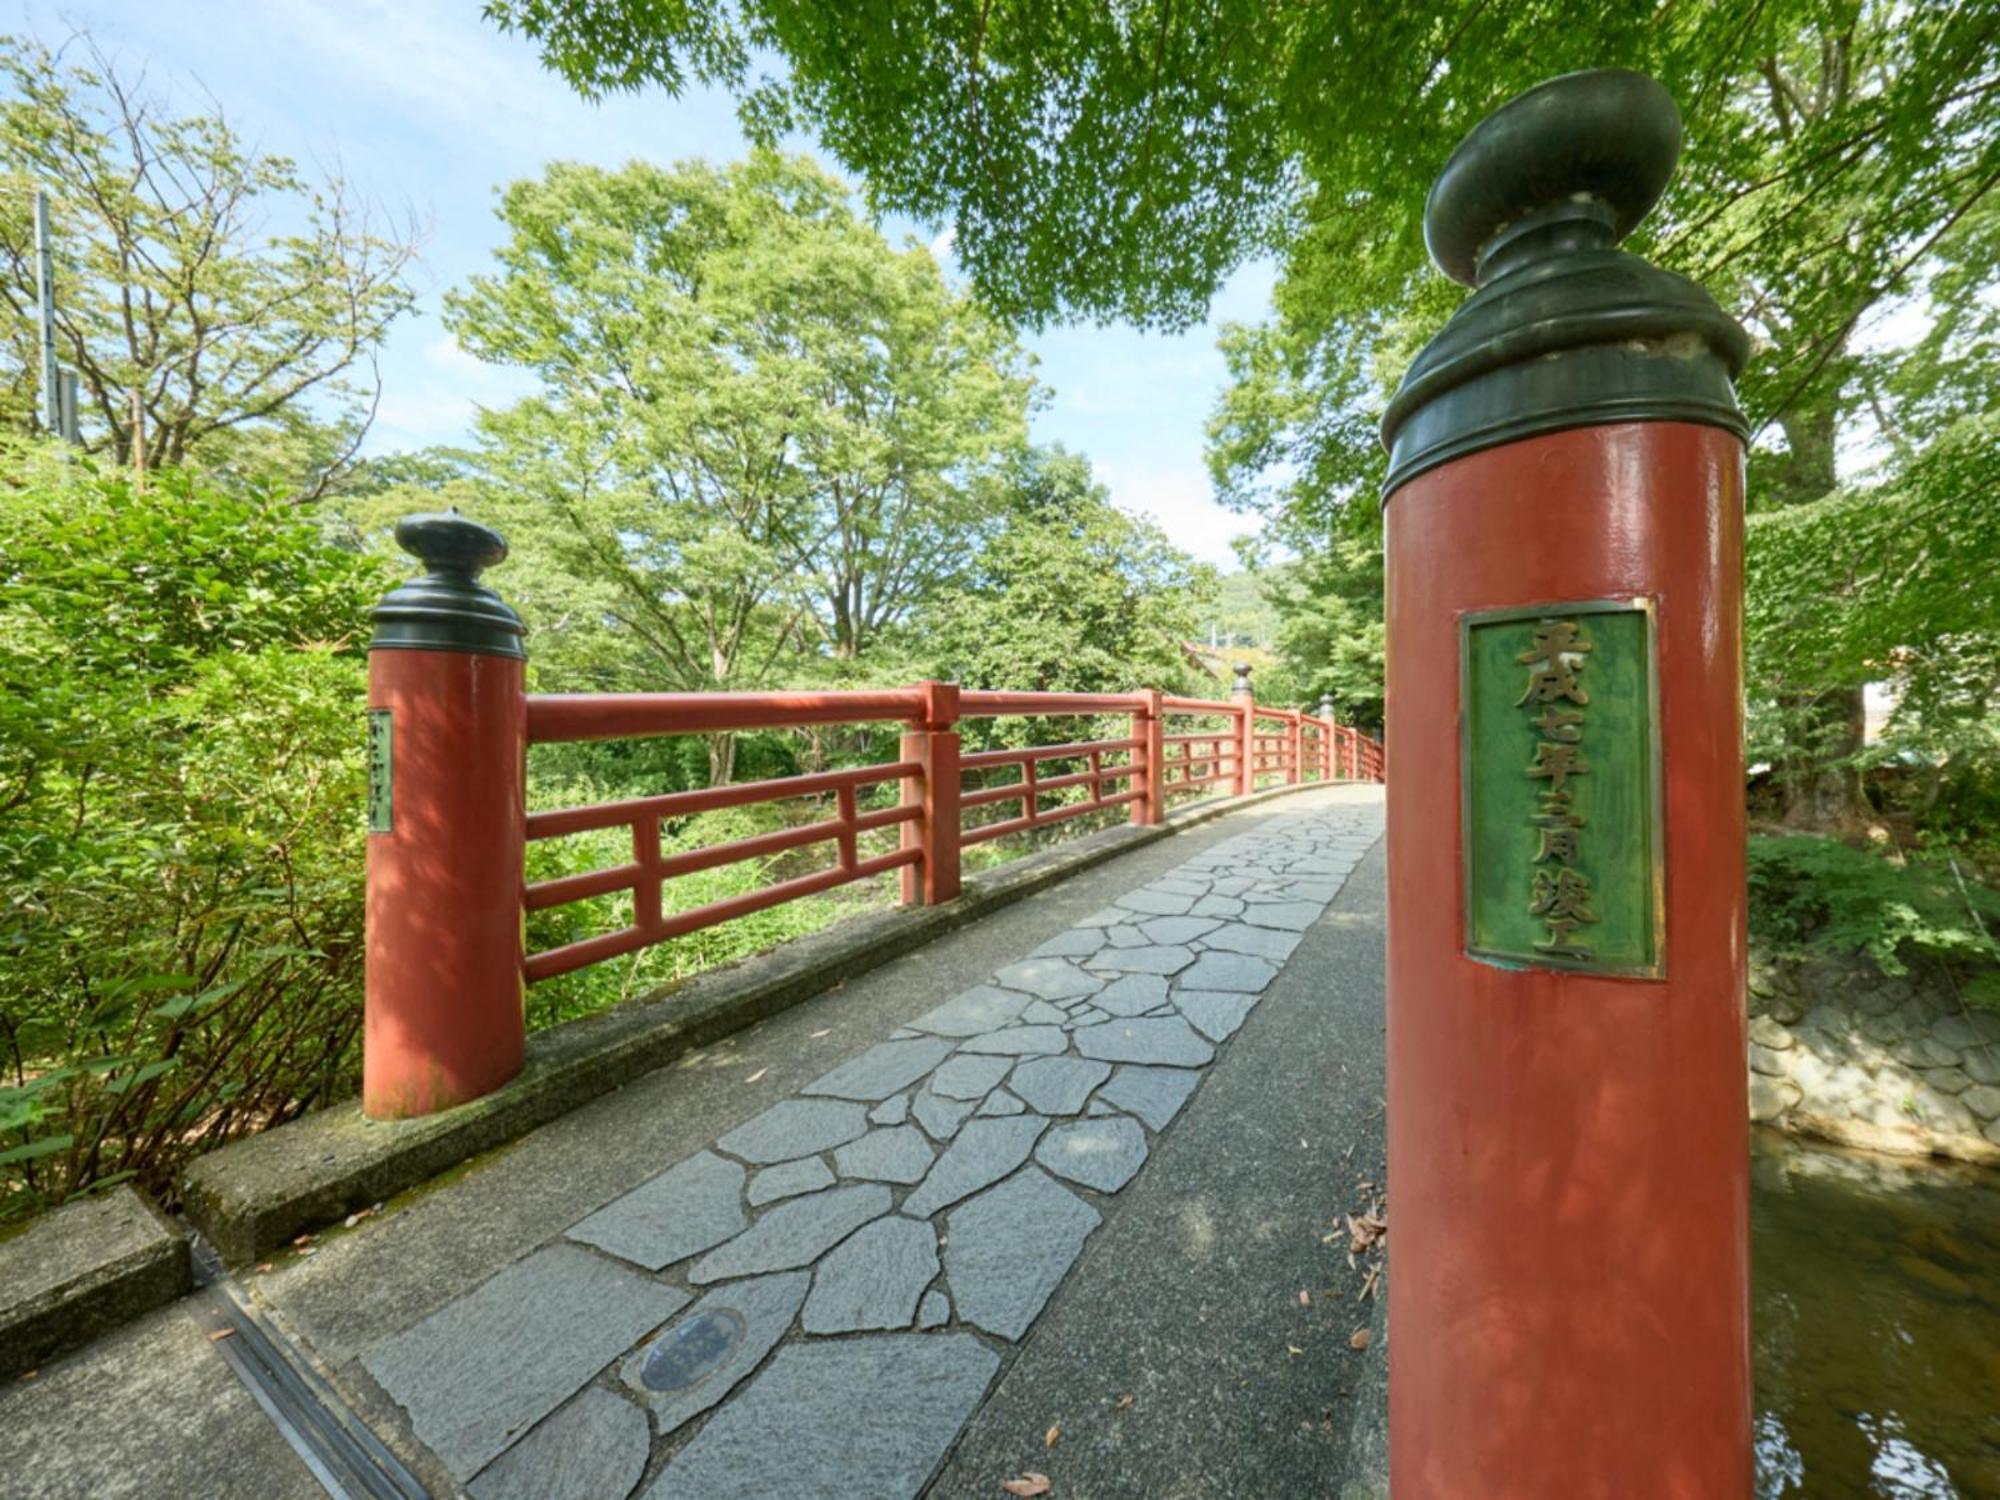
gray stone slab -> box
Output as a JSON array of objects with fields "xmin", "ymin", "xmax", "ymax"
[
  {"xmin": 834, "ymin": 1126, "xmax": 935, "ymax": 1184},
  {"xmin": 1177, "ymin": 951, "xmax": 1279, "ymax": 993},
  {"xmin": 1116, "ymin": 887, "xmax": 1195, "ymax": 916},
  {"xmin": 1150, "ymin": 876, "xmax": 1211, "ymax": 896},
  {"xmin": 1190, "ymin": 894, "xmax": 1246, "ymax": 918},
  {"xmin": 802, "ymin": 1037, "xmax": 955, "ymax": 1101},
  {"xmin": 911, "ymin": 1087, "xmax": 979, "ymax": 1141},
  {"xmin": 1140, "ymin": 916, "xmax": 1223, "ymax": 945},
  {"xmin": 1096, "ymin": 1065, "xmax": 1203, "ymax": 1130},
  {"xmin": 976, "ymin": 1089, "xmax": 1027, "ymax": 1116},
  {"xmin": 1074, "ymin": 905, "xmax": 1128, "ymax": 927},
  {"xmin": 688, "ymin": 1184, "xmax": 890, "ymax": 1284},
  {"xmin": 802, "ymin": 1217, "xmax": 939, "ymax": 1333},
  {"xmin": 1280, "ymin": 880, "xmax": 1341, "ymax": 902},
  {"xmin": 869, "ymin": 1093, "xmax": 910, "ymax": 1127},
  {"xmin": 640, "ymin": 1334, "xmax": 999, "ymax": 1500},
  {"xmin": 1073, "ymin": 1016, "xmax": 1215, "ymax": 1067},
  {"xmin": 1238, "ymin": 900, "xmax": 1324, "ymax": 931},
  {"xmin": 716, "ymin": 1099, "xmax": 870, "ymax": 1164},
  {"xmin": 916, "ymin": 1290, "xmax": 950, "ymax": 1329},
  {"xmin": 944, "ymin": 1169, "xmax": 1101, "ymax": 1341},
  {"xmin": 746, "ymin": 1156, "xmax": 834, "ymax": 1208},
  {"xmin": 1090, "ymin": 974, "xmax": 1170, "ymax": 1017},
  {"xmin": 905, "ymin": 985, "xmax": 1030, "ymax": 1037},
  {"xmin": 991, "ymin": 957, "xmax": 1106, "ymax": 1001},
  {"xmin": 956, "ymin": 1024, "xmax": 1068, "ymax": 1056},
  {"xmin": 1103, "ymin": 924, "xmax": 1150, "ymax": 948},
  {"xmin": 1035, "ymin": 1117, "xmax": 1150, "ymax": 1194},
  {"xmin": 1033, "ymin": 927, "xmax": 1107, "ymax": 958},
  {"xmin": 1008, "ymin": 1056, "xmax": 1113, "ymax": 1116},
  {"xmin": 1069, "ymin": 1006, "xmax": 1109, "ymax": 1027},
  {"xmin": 1086, "ymin": 1098, "xmax": 1121, "ymax": 1117},
  {"xmin": 1175, "ymin": 989, "xmax": 1259, "ymax": 1043},
  {"xmin": 619, "ymin": 1271, "xmax": 810, "ymax": 1435},
  {"xmin": 901, "ymin": 1115, "xmax": 1050, "ymax": 1219},
  {"xmin": 362, "ymin": 1244, "xmax": 687, "ymax": 1481},
  {"xmin": 931, "ymin": 1051, "xmax": 1013, "ymax": 1100},
  {"xmin": 466, "ymin": 1387, "xmax": 648, "ymax": 1500},
  {"xmin": 1200, "ymin": 923, "xmax": 1303, "ymax": 962},
  {"xmin": 568, "ymin": 1151, "xmax": 747, "ymax": 1270},
  {"xmin": 1020, "ymin": 999, "xmax": 1069, "ymax": 1026},
  {"xmin": 1086, "ymin": 943, "xmax": 1197, "ymax": 976}
]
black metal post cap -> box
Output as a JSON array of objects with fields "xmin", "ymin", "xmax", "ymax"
[
  {"xmin": 1231, "ymin": 663, "xmax": 1254, "ymax": 697},
  {"xmin": 1380, "ymin": 69, "xmax": 1750, "ymax": 499},
  {"xmin": 1425, "ymin": 69, "xmax": 1682, "ymax": 288},
  {"xmin": 370, "ymin": 509, "xmax": 526, "ymax": 659}
]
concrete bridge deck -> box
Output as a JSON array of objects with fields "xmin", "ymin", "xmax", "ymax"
[{"xmin": 3, "ymin": 784, "xmax": 1387, "ymax": 1500}]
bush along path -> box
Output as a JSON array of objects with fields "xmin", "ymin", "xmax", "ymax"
[{"xmin": 346, "ymin": 796, "xmax": 1383, "ymax": 1500}]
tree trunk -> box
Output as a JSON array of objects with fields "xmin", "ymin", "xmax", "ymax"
[
  {"xmin": 1770, "ymin": 404, "xmax": 1868, "ymax": 829},
  {"xmin": 706, "ymin": 732, "xmax": 736, "ymax": 787}
]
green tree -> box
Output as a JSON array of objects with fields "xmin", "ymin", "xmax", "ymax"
[
  {"xmin": 920, "ymin": 446, "xmax": 1214, "ymax": 699},
  {"xmin": 489, "ymin": 1, "xmax": 2000, "ymax": 827},
  {"xmin": 436, "ymin": 153, "xmax": 1031, "ymax": 775},
  {"xmin": 0, "ymin": 35, "xmax": 420, "ymax": 496}
]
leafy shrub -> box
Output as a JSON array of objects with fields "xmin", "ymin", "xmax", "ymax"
[
  {"xmin": 1747, "ymin": 835, "xmax": 2000, "ymax": 993},
  {"xmin": 0, "ymin": 453, "xmax": 388, "ymax": 1221}
]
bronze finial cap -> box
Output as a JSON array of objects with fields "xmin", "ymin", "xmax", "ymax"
[
  {"xmin": 370, "ymin": 510, "xmax": 526, "ymax": 659},
  {"xmin": 1381, "ymin": 69, "xmax": 1750, "ymax": 500}
]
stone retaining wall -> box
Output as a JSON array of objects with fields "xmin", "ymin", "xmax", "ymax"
[{"xmin": 1749, "ymin": 947, "xmax": 2000, "ymax": 1165}]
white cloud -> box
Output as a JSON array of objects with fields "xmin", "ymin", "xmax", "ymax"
[
  {"xmin": 928, "ymin": 225, "xmax": 957, "ymax": 261},
  {"xmin": 1093, "ymin": 459, "xmax": 1251, "ymax": 568}
]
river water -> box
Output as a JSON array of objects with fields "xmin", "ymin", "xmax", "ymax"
[{"xmin": 1754, "ymin": 1129, "xmax": 2000, "ymax": 1496}]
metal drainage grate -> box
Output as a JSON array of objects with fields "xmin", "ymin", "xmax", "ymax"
[{"xmin": 639, "ymin": 1308, "xmax": 745, "ymax": 1393}]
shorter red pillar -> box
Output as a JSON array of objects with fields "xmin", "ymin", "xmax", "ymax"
[
  {"xmin": 1130, "ymin": 688, "xmax": 1164, "ymax": 825},
  {"xmin": 1286, "ymin": 712, "xmax": 1303, "ymax": 785},
  {"xmin": 364, "ymin": 514, "xmax": 527, "ymax": 1120},
  {"xmin": 900, "ymin": 680, "xmax": 961, "ymax": 905},
  {"xmin": 1230, "ymin": 664, "xmax": 1254, "ymax": 795}
]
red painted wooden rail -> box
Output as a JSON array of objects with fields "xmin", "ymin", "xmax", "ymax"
[{"xmin": 519, "ymin": 681, "xmax": 1381, "ymax": 984}]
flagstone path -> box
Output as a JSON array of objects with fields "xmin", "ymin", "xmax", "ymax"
[{"xmin": 348, "ymin": 798, "xmax": 1382, "ymax": 1500}]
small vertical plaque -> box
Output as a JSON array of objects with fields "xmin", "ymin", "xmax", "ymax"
[
  {"xmin": 367, "ymin": 708, "xmax": 393, "ymax": 835},
  {"xmin": 1462, "ymin": 599, "xmax": 1663, "ymax": 977}
]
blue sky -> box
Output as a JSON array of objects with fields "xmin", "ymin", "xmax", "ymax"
[{"xmin": 14, "ymin": 0, "xmax": 1276, "ymax": 565}]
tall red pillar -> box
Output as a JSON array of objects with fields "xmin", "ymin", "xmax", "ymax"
[
  {"xmin": 364, "ymin": 513, "xmax": 527, "ymax": 1120},
  {"xmin": 1379, "ymin": 72, "xmax": 1752, "ymax": 1497}
]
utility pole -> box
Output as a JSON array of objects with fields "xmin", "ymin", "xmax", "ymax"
[{"xmin": 33, "ymin": 188, "xmax": 60, "ymax": 435}]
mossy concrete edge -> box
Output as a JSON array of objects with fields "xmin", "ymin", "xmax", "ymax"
[
  {"xmin": 0, "ymin": 1185, "xmax": 190, "ymax": 1378},
  {"xmin": 182, "ymin": 781, "xmax": 1332, "ymax": 1264}
]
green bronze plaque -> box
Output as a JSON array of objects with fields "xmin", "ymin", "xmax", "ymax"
[
  {"xmin": 1462, "ymin": 599, "xmax": 1663, "ymax": 977},
  {"xmin": 367, "ymin": 708, "xmax": 393, "ymax": 835}
]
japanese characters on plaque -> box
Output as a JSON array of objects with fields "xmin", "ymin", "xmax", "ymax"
[{"xmin": 1462, "ymin": 601, "xmax": 1661, "ymax": 978}]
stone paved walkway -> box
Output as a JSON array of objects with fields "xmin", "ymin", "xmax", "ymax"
[
  {"xmin": 0, "ymin": 785, "xmax": 1386, "ymax": 1500},
  {"xmin": 345, "ymin": 795, "xmax": 1383, "ymax": 1500}
]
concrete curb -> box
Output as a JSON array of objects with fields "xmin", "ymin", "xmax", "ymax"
[
  {"xmin": 0, "ymin": 1185, "xmax": 190, "ymax": 1379},
  {"xmin": 182, "ymin": 782, "xmax": 1339, "ymax": 1264}
]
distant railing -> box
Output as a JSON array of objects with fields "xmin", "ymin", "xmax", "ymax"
[
  {"xmin": 363, "ymin": 647, "xmax": 1382, "ymax": 1118},
  {"xmin": 517, "ymin": 682, "xmax": 1379, "ymax": 984}
]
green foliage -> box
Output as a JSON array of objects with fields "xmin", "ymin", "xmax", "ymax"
[
  {"xmin": 920, "ymin": 447, "xmax": 1215, "ymax": 707},
  {"xmin": 1745, "ymin": 412, "xmax": 2000, "ymax": 813},
  {"xmin": 0, "ymin": 447, "xmax": 391, "ymax": 1219},
  {"xmin": 1747, "ymin": 836, "xmax": 2000, "ymax": 996},
  {"xmin": 0, "ymin": 34, "xmax": 418, "ymax": 493}
]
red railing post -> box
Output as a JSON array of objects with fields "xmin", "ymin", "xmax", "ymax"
[
  {"xmin": 900, "ymin": 680, "xmax": 961, "ymax": 906},
  {"xmin": 364, "ymin": 514, "xmax": 527, "ymax": 1120},
  {"xmin": 1286, "ymin": 710, "xmax": 1303, "ymax": 785},
  {"xmin": 1318, "ymin": 696, "xmax": 1337, "ymax": 781},
  {"xmin": 1230, "ymin": 664, "xmax": 1254, "ymax": 794},
  {"xmin": 1131, "ymin": 688, "xmax": 1164, "ymax": 825}
]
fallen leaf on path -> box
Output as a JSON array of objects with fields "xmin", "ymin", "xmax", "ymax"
[
  {"xmin": 1298, "ymin": 1290, "xmax": 1311, "ymax": 1306},
  {"xmin": 208, "ymin": 1328, "xmax": 235, "ymax": 1342},
  {"xmin": 1349, "ymin": 1328, "xmax": 1373, "ymax": 1351},
  {"xmin": 16, "ymin": 1370, "xmax": 35, "ymax": 1381},
  {"xmin": 744, "ymin": 1068, "xmax": 768, "ymax": 1084},
  {"xmin": 1113, "ymin": 1394, "xmax": 1135, "ymax": 1411},
  {"xmin": 254, "ymin": 1262, "xmax": 273, "ymax": 1274},
  {"xmin": 811, "ymin": 1028, "xmax": 832, "ymax": 1039},
  {"xmin": 1285, "ymin": 1344, "xmax": 1304, "ymax": 1357},
  {"xmin": 1045, "ymin": 1423, "xmax": 1061, "ymax": 1448},
  {"xmin": 1002, "ymin": 1473, "xmax": 1052, "ymax": 1496}
]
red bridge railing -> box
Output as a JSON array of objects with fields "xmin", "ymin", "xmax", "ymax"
[{"xmin": 364, "ymin": 660, "xmax": 1381, "ymax": 1118}]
